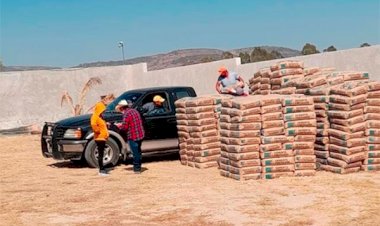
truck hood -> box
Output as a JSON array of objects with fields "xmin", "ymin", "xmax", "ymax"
[{"xmin": 56, "ymin": 114, "xmax": 91, "ymax": 127}]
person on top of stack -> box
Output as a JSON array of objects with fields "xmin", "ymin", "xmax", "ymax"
[{"xmin": 215, "ymin": 66, "xmax": 247, "ymax": 96}]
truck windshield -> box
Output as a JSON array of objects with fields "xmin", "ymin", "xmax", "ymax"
[{"xmin": 106, "ymin": 92, "xmax": 142, "ymax": 111}]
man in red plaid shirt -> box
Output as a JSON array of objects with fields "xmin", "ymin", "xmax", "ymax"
[{"xmin": 116, "ymin": 100, "xmax": 145, "ymax": 173}]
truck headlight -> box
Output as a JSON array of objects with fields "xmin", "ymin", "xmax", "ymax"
[{"xmin": 63, "ymin": 128, "xmax": 82, "ymax": 139}]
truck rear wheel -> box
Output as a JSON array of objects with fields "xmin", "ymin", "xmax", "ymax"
[{"xmin": 84, "ymin": 138, "xmax": 120, "ymax": 168}]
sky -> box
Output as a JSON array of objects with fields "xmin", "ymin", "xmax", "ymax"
[{"xmin": 0, "ymin": 0, "xmax": 379, "ymax": 67}]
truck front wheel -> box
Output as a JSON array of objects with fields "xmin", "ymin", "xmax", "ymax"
[{"xmin": 84, "ymin": 139, "xmax": 120, "ymax": 168}]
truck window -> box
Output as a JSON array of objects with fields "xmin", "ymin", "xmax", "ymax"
[
  {"xmin": 140, "ymin": 92, "xmax": 171, "ymax": 116},
  {"xmin": 175, "ymin": 90, "xmax": 190, "ymax": 100},
  {"xmin": 106, "ymin": 92, "xmax": 142, "ymax": 111}
]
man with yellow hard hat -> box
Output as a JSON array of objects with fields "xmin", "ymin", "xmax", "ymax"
[{"xmin": 142, "ymin": 95, "xmax": 166, "ymax": 116}]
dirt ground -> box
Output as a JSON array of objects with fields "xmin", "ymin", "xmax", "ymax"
[{"xmin": 1, "ymin": 135, "xmax": 379, "ymax": 226}]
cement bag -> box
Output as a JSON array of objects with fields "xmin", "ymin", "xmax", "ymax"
[
  {"xmin": 293, "ymin": 149, "xmax": 315, "ymax": 156},
  {"xmin": 261, "ymin": 112, "xmax": 283, "ymax": 121},
  {"xmin": 366, "ymin": 81, "xmax": 380, "ymax": 91},
  {"xmin": 330, "ymin": 122, "xmax": 366, "ymax": 133},
  {"xmin": 281, "ymin": 75, "xmax": 305, "ymax": 85},
  {"xmin": 262, "ymin": 120, "xmax": 284, "ymax": 129},
  {"xmin": 221, "ymin": 151, "xmax": 260, "ymax": 161},
  {"xmin": 342, "ymin": 72, "xmax": 369, "ymax": 81},
  {"xmin": 282, "ymin": 96, "xmax": 314, "ymax": 106},
  {"xmin": 193, "ymin": 155, "xmax": 219, "ymax": 163},
  {"xmin": 364, "ymin": 158, "xmax": 380, "ymax": 165},
  {"xmin": 297, "ymin": 76, "xmax": 327, "ymax": 88},
  {"xmin": 175, "ymin": 113, "xmax": 187, "ymax": 120},
  {"xmin": 367, "ymin": 91, "xmax": 380, "ymax": 98},
  {"xmin": 261, "ymin": 157, "xmax": 295, "ymax": 166},
  {"xmin": 261, "ymin": 104, "xmax": 282, "ymax": 114},
  {"xmin": 367, "ymin": 136, "xmax": 380, "ymax": 144},
  {"xmin": 231, "ymin": 97, "xmax": 261, "ymax": 110},
  {"xmin": 174, "ymin": 97, "xmax": 193, "ymax": 108},
  {"xmin": 178, "ymin": 131, "xmax": 190, "ymax": 139},
  {"xmin": 328, "ymin": 102, "xmax": 366, "ymax": 111},
  {"xmin": 221, "ymin": 99, "xmax": 233, "ymax": 108},
  {"xmin": 361, "ymin": 164, "xmax": 380, "ymax": 172},
  {"xmin": 309, "ymin": 85, "xmax": 332, "ymax": 96},
  {"xmin": 262, "ymin": 172, "xmax": 294, "ymax": 179},
  {"xmin": 289, "ymin": 142, "xmax": 315, "ymax": 150},
  {"xmin": 251, "ymin": 77, "xmax": 261, "ymax": 84},
  {"xmin": 177, "ymin": 125, "xmax": 189, "ymax": 132},
  {"xmin": 284, "ymin": 112, "xmax": 316, "ymax": 121},
  {"xmin": 329, "ymin": 94, "xmax": 367, "ymax": 106},
  {"xmin": 295, "ymin": 163, "xmax": 316, "ymax": 170},
  {"xmin": 260, "ymin": 68, "xmax": 272, "ymax": 77},
  {"xmin": 316, "ymin": 137, "xmax": 329, "ymax": 144},
  {"xmin": 186, "ymin": 106, "xmax": 214, "ymax": 114},
  {"xmin": 283, "ymin": 105, "xmax": 314, "ymax": 114},
  {"xmin": 365, "ymin": 106, "xmax": 380, "ymax": 113},
  {"xmin": 329, "ymin": 137, "xmax": 366, "ymax": 148},
  {"xmin": 327, "ymin": 109, "xmax": 363, "ymax": 119},
  {"xmin": 260, "ymin": 150, "xmax": 294, "ymax": 159},
  {"xmin": 230, "ymin": 130, "xmax": 261, "ymax": 138},
  {"xmin": 327, "ymin": 74, "xmax": 344, "ymax": 85},
  {"xmin": 177, "ymin": 120, "xmax": 188, "ymax": 126},
  {"xmin": 220, "ymin": 170, "xmax": 261, "ymax": 181},
  {"xmin": 329, "ymin": 152, "xmax": 366, "ymax": 164},
  {"xmin": 260, "ymin": 143, "xmax": 283, "ymax": 152},
  {"xmin": 330, "ymin": 82, "xmax": 368, "ymax": 97},
  {"xmin": 190, "ymin": 129, "xmax": 219, "ymax": 138},
  {"xmin": 262, "ymin": 165, "xmax": 295, "ymax": 173},
  {"xmin": 314, "ymin": 150, "xmax": 329, "ymax": 158},
  {"xmin": 188, "ymin": 118, "xmax": 216, "ymax": 126},
  {"xmin": 315, "ymin": 144, "xmax": 329, "ymax": 152},
  {"xmin": 189, "ymin": 136, "xmax": 220, "ymax": 145},
  {"xmin": 229, "ymin": 107, "xmax": 261, "ymax": 117},
  {"xmin": 320, "ymin": 164, "xmax": 360, "ymax": 174},
  {"xmin": 193, "ymin": 142, "xmax": 220, "ymax": 151},
  {"xmin": 327, "ymin": 157, "xmax": 348, "ymax": 168},
  {"xmin": 315, "ymin": 110, "xmax": 328, "ymax": 118},
  {"xmin": 271, "ymin": 85, "xmax": 281, "ymax": 90},
  {"xmin": 368, "ymin": 145, "xmax": 380, "ymax": 152},
  {"xmin": 188, "ymin": 124, "xmax": 217, "ymax": 132},
  {"xmin": 314, "ymin": 103, "xmax": 327, "ymax": 110},
  {"xmin": 329, "ymin": 115, "xmax": 364, "ymax": 127},
  {"xmin": 317, "ymin": 122, "xmax": 330, "ymax": 129},
  {"xmin": 316, "ymin": 158, "xmax": 328, "ymax": 165},
  {"xmin": 222, "ymin": 144, "xmax": 260, "ymax": 153},
  {"xmin": 286, "ymin": 127, "xmax": 317, "ymax": 136},
  {"xmin": 260, "ymin": 90, "xmax": 271, "ymax": 95},
  {"xmin": 295, "ymin": 155, "xmax": 316, "ymax": 163},
  {"xmin": 312, "ymin": 96, "xmax": 328, "ymax": 104},
  {"xmin": 366, "ymin": 129, "xmax": 380, "ymax": 136},
  {"xmin": 185, "ymin": 97, "xmax": 214, "ymax": 107},
  {"xmin": 328, "ymin": 129, "xmax": 364, "ymax": 140},
  {"xmin": 223, "ymin": 137, "xmax": 261, "ymax": 145},
  {"xmin": 295, "ymin": 135, "xmax": 316, "ymax": 142},
  {"xmin": 220, "ymin": 163, "xmax": 262, "ymax": 175},
  {"xmin": 329, "ymin": 144, "xmax": 365, "ymax": 155},
  {"xmin": 271, "ymin": 78, "xmax": 282, "ymax": 85},
  {"xmin": 367, "ymin": 149, "xmax": 380, "ymax": 158},
  {"xmin": 220, "ymin": 157, "xmax": 261, "ymax": 168},
  {"xmin": 194, "ymin": 161, "xmax": 219, "ymax": 169},
  {"xmin": 365, "ymin": 113, "xmax": 380, "ymax": 121},
  {"xmin": 270, "ymin": 87, "xmax": 296, "ymax": 95},
  {"xmin": 271, "ymin": 68, "xmax": 304, "ymax": 78},
  {"xmin": 192, "ymin": 148, "xmax": 221, "ymax": 157},
  {"xmin": 260, "ymin": 95, "xmax": 283, "ymax": 106},
  {"xmin": 294, "ymin": 170, "xmax": 316, "ymax": 176},
  {"xmin": 270, "ymin": 61, "xmax": 304, "ymax": 71},
  {"xmin": 262, "ymin": 128, "xmax": 285, "ymax": 136},
  {"xmin": 261, "ymin": 135, "xmax": 294, "ymax": 144},
  {"xmin": 187, "ymin": 112, "xmax": 215, "ymax": 120},
  {"xmin": 220, "ymin": 114, "xmax": 231, "ymax": 123},
  {"xmin": 367, "ymin": 120, "xmax": 380, "ymax": 129},
  {"xmin": 179, "ymin": 149, "xmax": 187, "ymax": 156},
  {"xmin": 231, "ymin": 115, "xmax": 261, "ymax": 123},
  {"xmin": 285, "ymin": 120, "xmax": 316, "ymax": 128},
  {"xmin": 304, "ymin": 67, "xmax": 321, "ymax": 75},
  {"xmin": 230, "ymin": 122, "xmax": 261, "ymax": 131},
  {"xmin": 260, "ymin": 84, "xmax": 271, "ymax": 90}
]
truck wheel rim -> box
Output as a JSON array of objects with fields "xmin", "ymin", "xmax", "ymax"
[{"xmin": 95, "ymin": 145, "xmax": 113, "ymax": 164}]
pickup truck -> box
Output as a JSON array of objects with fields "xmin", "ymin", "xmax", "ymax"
[{"xmin": 41, "ymin": 86, "xmax": 197, "ymax": 167}]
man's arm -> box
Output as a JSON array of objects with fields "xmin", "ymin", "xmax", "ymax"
[{"xmin": 215, "ymin": 81, "xmax": 222, "ymax": 94}]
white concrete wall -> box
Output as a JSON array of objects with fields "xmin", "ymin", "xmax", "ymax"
[{"xmin": 0, "ymin": 45, "xmax": 379, "ymax": 130}]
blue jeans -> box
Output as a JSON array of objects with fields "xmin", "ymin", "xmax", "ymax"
[{"xmin": 128, "ymin": 140, "xmax": 142, "ymax": 172}]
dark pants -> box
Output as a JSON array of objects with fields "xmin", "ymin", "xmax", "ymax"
[
  {"xmin": 128, "ymin": 140, "xmax": 142, "ymax": 172},
  {"xmin": 95, "ymin": 140, "xmax": 106, "ymax": 171}
]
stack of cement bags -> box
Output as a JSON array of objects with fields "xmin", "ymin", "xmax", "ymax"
[
  {"xmin": 363, "ymin": 81, "xmax": 380, "ymax": 171},
  {"xmin": 283, "ymin": 95, "xmax": 317, "ymax": 176},
  {"xmin": 322, "ymin": 81, "xmax": 368, "ymax": 174},
  {"xmin": 248, "ymin": 69, "xmax": 271, "ymax": 95},
  {"xmin": 219, "ymin": 97, "xmax": 262, "ymax": 180},
  {"xmin": 174, "ymin": 96, "xmax": 220, "ymax": 169},
  {"xmin": 270, "ymin": 61, "xmax": 304, "ymax": 90},
  {"xmin": 260, "ymin": 95, "xmax": 295, "ymax": 179}
]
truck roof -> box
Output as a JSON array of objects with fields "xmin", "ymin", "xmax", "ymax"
[{"xmin": 127, "ymin": 86, "xmax": 194, "ymax": 93}]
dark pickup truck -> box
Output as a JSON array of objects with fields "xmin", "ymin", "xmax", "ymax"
[{"xmin": 41, "ymin": 86, "xmax": 196, "ymax": 167}]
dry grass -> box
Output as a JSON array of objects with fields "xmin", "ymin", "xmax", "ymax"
[{"xmin": 1, "ymin": 135, "xmax": 380, "ymax": 226}]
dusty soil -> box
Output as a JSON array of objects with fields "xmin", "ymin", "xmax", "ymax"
[{"xmin": 1, "ymin": 135, "xmax": 379, "ymax": 226}]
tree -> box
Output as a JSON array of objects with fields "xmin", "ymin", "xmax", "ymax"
[
  {"xmin": 200, "ymin": 56, "xmax": 215, "ymax": 63},
  {"xmin": 61, "ymin": 77, "xmax": 102, "ymax": 116},
  {"xmin": 222, "ymin": 51, "xmax": 234, "ymax": 59},
  {"xmin": 239, "ymin": 52, "xmax": 251, "ymax": 64},
  {"xmin": 360, "ymin": 43, "xmax": 371, "ymax": 47},
  {"xmin": 301, "ymin": 43, "xmax": 320, "ymax": 55},
  {"xmin": 323, "ymin": 45, "xmax": 337, "ymax": 52},
  {"xmin": 270, "ymin": 50, "xmax": 284, "ymax": 59},
  {"xmin": 250, "ymin": 48, "xmax": 283, "ymax": 63}
]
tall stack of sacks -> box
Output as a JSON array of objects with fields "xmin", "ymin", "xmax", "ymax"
[
  {"xmin": 248, "ymin": 68, "xmax": 272, "ymax": 95},
  {"xmin": 363, "ymin": 81, "xmax": 380, "ymax": 171},
  {"xmin": 175, "ymin": 97, "xmax": 194, "ymax": 165},
  {"xmin": 175, "ymin": 96, "xmax": 221, "ymax": 169},
  {"xmin": 283, "ymin": 95, "xmax": 317, "ymax": 176},
  {"xmin": 260, "ymin": 95, "xmax": 295, "ymax": 179},
  {"xmin": 270, "ymin": 61, "xmax": 304, "ymax": 91},
  {"xmin": 308, "ymin": 85, "xmax": 333, "ymax": 168},
  {"xmin": 219, "ymin": 96, "xmax": 262, "ymax": 180},
  {"xmin": 249, "ymin": 71, "xmax": 261, "ymax": 95},
  {"xmin": 323, "ymin": 81, "xmax": 369, "ymax": 174}
]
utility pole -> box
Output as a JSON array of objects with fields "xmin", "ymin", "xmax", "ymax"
[{"xmin": 118, "ymin": 41, "xmax": 125, "ymax": 64}]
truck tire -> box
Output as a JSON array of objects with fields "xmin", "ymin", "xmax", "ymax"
[{"xmin": 84, "ymin": 138, "xmax": 120, "ymax": 168}]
